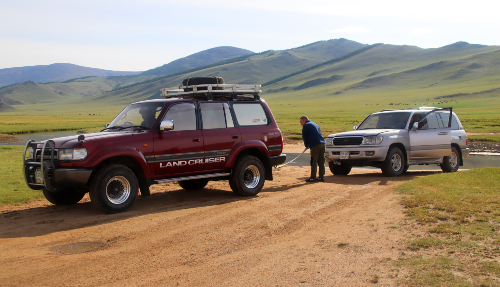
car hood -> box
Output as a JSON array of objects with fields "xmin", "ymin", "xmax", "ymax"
[
  {"xmin": 327, "ymin": 129, "xmax": 396, "ymax": 137},
  {"xmin": 40, "ymin": 130, "xmax": 148, "ymax": 148}
]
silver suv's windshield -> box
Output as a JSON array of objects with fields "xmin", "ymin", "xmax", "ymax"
[
  {"xmin": 358, "ymin": 111, "xmax": 412, "ymax": 130},
  {"xmin": 105, "ymin": 102, "xmax": 164, "ymax": 131}
]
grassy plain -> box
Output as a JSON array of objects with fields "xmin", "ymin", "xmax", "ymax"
[
  {"xmin": 397, "ymin": 168, "xmax": 500, "ymax": 286},
  {"xmin": 0, "ymin": 145, "xmax": 43, "ymax": 205}
]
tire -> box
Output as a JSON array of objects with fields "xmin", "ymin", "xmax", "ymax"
[
  {"xmin": 89, "ymin": 164, "xmax": 139, "ymax": 213},
  {"xmin": 381, "ymin": 147, "xmax": 405, "ymax": 177},
  {"xmin": 178, "ymin": 179, "xmax": 209, "ymax": 190},
  {"xmin": 229, "ymin": 155, "xmax": 265, "ymax": 196},
  {"xmin": 42, "ymin": 187, "xmax": 85, "ymax": 205},
  {"xmin": 328, "ymin": 161, "xmax": 352, "ymax": 175},
  {"xmin": 182, "ymin": 77, "xmax": 225, "ymax": 92},
  {"xmin": 441, "ymin": 146, "xmax": 460, "ymax": 172}
]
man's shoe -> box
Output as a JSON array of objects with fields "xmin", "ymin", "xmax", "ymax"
[
  {"xmin": 317, "ymin": 177, "xmax": 324, "ymax": 182},
  {"xmin": 305, "ymin": 178, "xmax": 317, "ymax": 183}
]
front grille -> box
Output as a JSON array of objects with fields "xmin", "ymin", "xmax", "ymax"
[
  {"xmin": 334, "ymin": 137, "xmax": 363, "ymax": 146},
  {"xmin": 34, "ymin": 149, "xmax": 59, "ymax": 165}
]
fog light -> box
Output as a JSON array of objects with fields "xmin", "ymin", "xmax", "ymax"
[{"xmin": 365, "ymin": 151, "xmax": 375, "ymax": 156}]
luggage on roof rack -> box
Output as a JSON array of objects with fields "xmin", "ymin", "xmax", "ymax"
[{"xmin": 161, "ymin": 77, "xmax": 261, "ymax": 99}]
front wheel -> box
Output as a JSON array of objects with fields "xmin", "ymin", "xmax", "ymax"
[
  {"xmin": 42, "ymin": 187, "xmax": 85, "ymax": 205},
  {"xmin": 178, "ymin": 179, "xmax": 209, "ymax": 190},
  {"xmin": 328, "ymin": 161, "xmax": 352, "ymax": 175},
  {"xmin": 381, "ymin": 147, "xmax": 405, "ymax": 177},
  {"xmin": 89, "ymin": 164, "xmax": 139, "ymax": 213},
  {"xmin": 441, "ymin": 146, "xmax": 460, "ymax": 172},
  {"xmin": 229, "ymin": 155, "xmax": 265, "ymax": 196}
]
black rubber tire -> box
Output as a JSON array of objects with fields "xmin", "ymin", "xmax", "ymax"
[
  {"xmin": 381, "ymin": 147, "xmax": 405, "ymax": 177},
  {"xmin": 89, "ymin": 164, "xmax": 139, "ymax": 213},
  {"xmin": 441, "ymin": 146, "xmax": 460, "ymax": 172},
  {"xmin": 403, "ymin": 164, "xmax": 410, "ymax": 173},
  {"xmin": 42, "ymin": 187, "xmax": 85, "ymax": 205},
  {"xmin": 182, "ymin": 77, "xmax": 225, "ymax": 92},
  {"xmin": 178, "ymin": 179, "xmax": 209, "ymax": 190},
  {"xmin": 229, "ymin": 155, "xmax": 265, "ymax": 196},
  {"xmin": 328, "ymin": 161, "xmax": 352, "ymax": 175}
]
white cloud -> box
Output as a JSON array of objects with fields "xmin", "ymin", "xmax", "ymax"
[{"xmin": 328, "ymin": 27, "xmax": 372, "ymax": 34}]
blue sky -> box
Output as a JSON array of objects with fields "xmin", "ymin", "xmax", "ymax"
[{"xmin": 1, "ymin": 0, "xmax": 499, "ymax": 71}]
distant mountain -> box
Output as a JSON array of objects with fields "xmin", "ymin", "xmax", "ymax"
[
  {"xmin": 140, "ymin": 46, "xmax": 254, "ymax": 76},
  {"xmin": 0, "ymin": 63, "xmax": 141, "ymax": 88}
]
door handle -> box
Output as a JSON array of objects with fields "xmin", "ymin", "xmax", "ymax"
[
  {"xmin": 438, "ymin": 132, "xmax": 448, "ymax": 135},
  {"xmin": 232, "ymin": 135, "xmax": 239, "ymax": 139},
  {"xmin": 193, "ymin": 138, "xmax": 201, "ymax": 142}
]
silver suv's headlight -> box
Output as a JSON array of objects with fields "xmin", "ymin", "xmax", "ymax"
[
  {"xmin": 326, "ymin": 137, "xmax": 334, "ymax": 146},
  {"xmin": 58, "ymin": 148, "xmax": 88, "ymax": 160},
  {"xmin": 361, "ymin": 136, "xmax": 384, "ymax": 145}
]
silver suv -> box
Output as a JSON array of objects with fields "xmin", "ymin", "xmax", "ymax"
[{"xmin": 324, "ymin": 107, "xmax": 469, "ymax": 176}]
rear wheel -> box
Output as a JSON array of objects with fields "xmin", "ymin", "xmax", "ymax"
[
  {"xmin": 89, "ymin": 164, "xmax": 139, "ymax": 213},
  {"xmin": 441, "ymin": 146, "xmax": 460, "ymax": 172},
  {"xmin": 229, "ymin": 155, "xmax": 265, "ymax": 196},
  {"xmin": 178, "ymin": 179, "xmax": 209, "ymax": 190},
  {"xmin": 381, "ymin": 147, "xmax": 404, "ymax": 177},
  {"xmin": 42, "ymin": 187, "xmax": 85, "ymax": 205},
  {"xmin": 328, "ymin": 161, "xmax": 352, "ymax": 175}
]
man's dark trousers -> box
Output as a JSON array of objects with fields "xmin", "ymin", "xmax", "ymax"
[{"xmin": 310, "ymin": 143, "xmax": 325, "ymax": 179}]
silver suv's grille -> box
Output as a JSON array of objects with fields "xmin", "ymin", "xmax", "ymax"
[{"xmin": 334, "ymin": 137, "xmax": 363, "ymax": 146}]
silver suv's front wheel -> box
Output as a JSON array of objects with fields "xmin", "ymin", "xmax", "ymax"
[{"xmin": 381, "ymin": 147, "xmax": 405, "ymax": 177}]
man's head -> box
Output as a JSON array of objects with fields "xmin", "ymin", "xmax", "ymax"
[
  {"xmin": 300, "ymin": 116, "xmax": 309, "ymax": 126},
  {"xmin": 139, "ymin": 106, "xmax": 155, "ymax": 120}
]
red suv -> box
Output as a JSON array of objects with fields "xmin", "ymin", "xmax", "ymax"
[{"xmin": 23, "ymin": 77, "xmax": 286, "ymax": 213}]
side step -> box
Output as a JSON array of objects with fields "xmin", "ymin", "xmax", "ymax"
[{"xmin": 152, "ymin": 172, "xmax": 230, "ymax": 184}]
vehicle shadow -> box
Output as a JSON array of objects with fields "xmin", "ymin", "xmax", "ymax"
[
  {"xmin": 322, "ymin": 170, "xmax": 442, "ymax": 186},
  {"xmin": 0, "ymin": 181, "xmax": 304, "ymax": 239}
]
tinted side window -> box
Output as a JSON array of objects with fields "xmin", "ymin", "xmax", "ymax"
[
  {"xmin": 233, "ymin": 103, "xmax": 268, "ymax": 126},
  {"xmin": 421, "ymin": 114, "xmax": 440, "ymax": 130},
  {"xmin": 201, "ymin": 102, "xmax": 226, "ymax": 129},
  {"xmin": 163, "ymin": 102, "xmax": 197, "ymax": 131}
]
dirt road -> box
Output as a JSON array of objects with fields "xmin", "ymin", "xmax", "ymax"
[{"xmin": 0, "ymin": 166, "xmax": 440, "ymax": 286}]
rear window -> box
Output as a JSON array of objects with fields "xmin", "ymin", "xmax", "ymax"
[{"xmin": 232, "ymin": 103, "xmax": 269, "ymax": 126}]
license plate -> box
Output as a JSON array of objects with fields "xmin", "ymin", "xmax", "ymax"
[
  {"xmin": 340, "ymin": 151, "xmax": 349, "ymax": 159},
  {"xmin": 35, "ymin": 169, "xmax": 44, "ymax": 184}
]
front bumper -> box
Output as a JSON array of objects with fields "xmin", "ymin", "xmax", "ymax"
[{"xmin": 325, "ymin": 146, "xmax": 390, "ymax": 162}]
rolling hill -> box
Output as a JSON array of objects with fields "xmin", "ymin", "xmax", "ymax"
[
  {"xmin": 0, "ymin": 63, "xmax": 141, "ymax": 88},
  {"xmin": 140, "ymin": 46, "xmax": 254, "ymax": 76}
]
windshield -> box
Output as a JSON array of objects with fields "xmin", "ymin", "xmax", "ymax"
[
  {"xmin": 358, "ymin": 111, "xmax": 412, "ymax": 130},
  {"xmin": 106, "ymin": 102, "xmax": 164, "ymax": 130}
]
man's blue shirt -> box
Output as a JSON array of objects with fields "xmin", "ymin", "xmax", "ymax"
[{"xmin": 302, "ymin": 120, "xmax": 325, "ymax": 148}]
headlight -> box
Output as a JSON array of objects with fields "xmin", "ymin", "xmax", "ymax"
[
  {"xmin": 326, "ymin": 137, "xmax": 334, "ymax": 146},
  {"xmin": 58, "ymin": 148, "xmax": 87, "ymax": 160},
  {"xmin": 27, "ymin": 147, "xmax": 34, "ymax": 160},
  {"xmin": 361, "ymin": 136, "xmax": 384, "ymax": 145}
]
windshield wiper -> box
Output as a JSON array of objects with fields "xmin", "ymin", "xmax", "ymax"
[{"xmin": 126, "ymin": 125, "xmax": 149, "ymax": 130}]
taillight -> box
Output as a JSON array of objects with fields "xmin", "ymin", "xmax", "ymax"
[
  {"xmin": 466, "ymin": 137, "xmax": 468, "ymax": 146},
  {"xmin": 281, "ymin": 132, "xmax": 284, "ymax": 151}
]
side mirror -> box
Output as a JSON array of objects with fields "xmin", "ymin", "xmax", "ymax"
[
  {"xmin": 411, "ymin": 122, "xmax": 418, "ymax": 131},
  {"xmin": 160, "ymin": 119, "xmax": 174, "ymax": 131},
  {"xmin": 353, "ymin": 126, "xmax": 358, "ymax": 131},
  {"xmin": 105, "ymin": 123, "xmax": 110, "ymax": 128}
]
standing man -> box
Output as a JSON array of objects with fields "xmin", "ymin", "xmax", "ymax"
[{"xmin": 300, "ymin": 116, "xmax": 326, "ymax": 182}]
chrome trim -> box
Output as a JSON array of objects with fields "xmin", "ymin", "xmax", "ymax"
[{"xmin": 153, "ymin": 172, "xmax": 230, "ymax": 184}]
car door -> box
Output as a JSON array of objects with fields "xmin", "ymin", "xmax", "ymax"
[
  {"xmin": 153, "ymin": 102, "xmax": 205, "ymax": 177},
  {"xmin": 200, "ymin": 101, "xmax": 241, "ymax": 171},
  {"xmin": 409, "ymin": 109, "xmax": 452, "ymax": 160}
]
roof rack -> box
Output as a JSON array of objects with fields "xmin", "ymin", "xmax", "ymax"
[{"xmin": 161, "ymin": 84, "xmax": 262, "ymax": 99}]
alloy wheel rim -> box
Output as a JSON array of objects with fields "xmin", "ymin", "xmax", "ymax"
[
  {"xmin": 450, "ymin": 152, "xmax": 458, "ymax": 168},
  {"xmin": 106, "ymin": 176, "xmax": 131, "ymax": 205},
  {"xmin": 391, "ymin": 154, "xmax": 402, "ymax": 171},
  {"xmin": 243, "ymin": 165, "xmax": 260, "ymax": 189}
]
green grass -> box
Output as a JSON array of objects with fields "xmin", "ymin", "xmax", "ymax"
[
  {"xmin": 0, "ymin": 145, "xmax": 44, "ymax": 206},
  {"xmin": 397, "ymin": 168, "xmax": 500, "ymax": 286}
]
